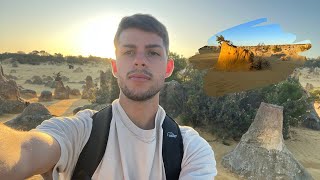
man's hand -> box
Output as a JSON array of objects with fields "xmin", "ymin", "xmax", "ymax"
[{"xmin": 0, "ymin": 124, "xmax": 60, "ymax": 179}]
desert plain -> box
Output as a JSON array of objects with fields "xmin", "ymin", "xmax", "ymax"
[{"xmin": 0, "ymin": 61, "xmax": 319, "ymax": 180}]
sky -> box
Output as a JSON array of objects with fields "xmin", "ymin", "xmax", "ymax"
[{"xmin": 0, "ymin": 0, "xmax": 319, "ymax": 59}]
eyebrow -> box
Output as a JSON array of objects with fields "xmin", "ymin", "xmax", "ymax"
[
  {"xmin": 145, "ymin": 44, "xmax": 162, "ymax": 49},
  {"xmin": 121, "ymin": 44, "xmax": 162, "ymax": 49},
  {"xmin": 122, "ymin": 44, "xmax": 136, "ymax": 48}
]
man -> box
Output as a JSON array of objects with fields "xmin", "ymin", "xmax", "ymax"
[{"xmin": 0, "ymin": 14, "xmax": 217, "ymax": 179}]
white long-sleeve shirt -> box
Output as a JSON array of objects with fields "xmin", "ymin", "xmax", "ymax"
[{"xmin": 34, "ymin": 99, "xmax": 217, "ymax": 179}]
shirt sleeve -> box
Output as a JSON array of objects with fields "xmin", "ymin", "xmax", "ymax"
[
  {"xmin": 31, "ymin": 109, "xmax": 96, "ymax": 180},
  {"xmin": 179, "ymin": 126, "xmax": 217, "ymax": 180}
]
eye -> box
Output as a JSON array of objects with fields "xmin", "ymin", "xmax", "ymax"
[
  {"xmin": 147, "ymin": 51, "xmax": 160, "ymax": 57},
  {"xmin": 123, "ymin": 50, "xmax": 135, "ymax": 56}
]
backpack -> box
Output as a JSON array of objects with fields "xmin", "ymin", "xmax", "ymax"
[{"xmin": 72, "ymin": 105, "xmax": 184, "ymax": 180}]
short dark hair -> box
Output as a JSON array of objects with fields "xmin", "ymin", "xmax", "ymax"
[{"xmin": 114, "ymin": 14, "xmax": 169, "ymax": 55}]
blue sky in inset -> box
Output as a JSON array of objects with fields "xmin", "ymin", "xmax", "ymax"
[{"xmin": 208, "ymin": 18, "xmax": 310, "ymax": 46}]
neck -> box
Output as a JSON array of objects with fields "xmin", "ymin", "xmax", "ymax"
[{"xmin": 118, "ymin": 93, "xmax": 159, "ymax": 130}]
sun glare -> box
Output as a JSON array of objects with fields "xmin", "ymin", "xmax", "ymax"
[{"xmin": 77, "ymin": 15, "xmax": 120, "ymax": 58}]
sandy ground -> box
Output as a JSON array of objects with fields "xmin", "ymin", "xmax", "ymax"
[
  {"xmin": 0, "ymin": 62, "xmax": 320, "ymax": 179},
  {"xmin": 189, "ymin": 53, "xmax": 307, "ymax": 97}
]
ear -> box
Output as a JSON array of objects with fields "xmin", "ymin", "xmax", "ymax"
[
  {"xmin": 165, "ymin": 59, "xmax": 174, "ymax": 78},
  {"xmin": 111, "ymin": 59, "xmax": 118, "ymax": 78}
]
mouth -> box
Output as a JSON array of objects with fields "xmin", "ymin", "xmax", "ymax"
[{"xmin": 128, "ymin": 73, "xmax": 151, "ymax": 81}]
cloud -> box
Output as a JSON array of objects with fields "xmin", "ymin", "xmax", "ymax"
[{"xmin": 208, "ymin": 18, "xmax": 310, "ymax": 46}]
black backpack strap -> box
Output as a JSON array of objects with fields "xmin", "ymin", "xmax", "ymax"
[
  {"xmin": 72, "ymin": 105, "xmax": 113, "ymax": 180},
  {"xmin": 162, "ymin": 115, "xmax": 184, "ymax": 180}
]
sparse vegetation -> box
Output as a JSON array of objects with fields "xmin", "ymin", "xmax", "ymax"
[
  {"xmin": 216, "ymin": 35, "xmax": 225, "ymax": 45},
  {"xmin": 0, "ymin": 52, "xmax": 112, "ymax": 65},
  {"xmin": 249, "ymin": 57, "xmax": 271, "ymax": 70},
  {"xmin": 180, "ymin": 60, "xmax": 310, "ymax": 140},
  {"xmin": 303, "ymin": 57, "xmax": 320, "ymax": 68},
  {"xmin": 272, "ymin": 45, "xmax": 282, "ymax": 53}
]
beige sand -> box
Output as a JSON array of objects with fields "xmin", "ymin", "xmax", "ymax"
[{"xmin": 0, "ymin": 62, "xmax": 319, "ymax": 179}]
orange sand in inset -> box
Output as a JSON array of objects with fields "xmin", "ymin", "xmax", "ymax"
[{"xmin": 189, "ymin": 52, "xmax": 305, "ymax": 97}]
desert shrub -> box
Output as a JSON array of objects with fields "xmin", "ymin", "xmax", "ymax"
[
  {"xmin": 272, "ymin": 45, "xmax": 282, "ymax": 53},
  {"xmin": 250, "ymin": 57, "xmax": 270, "ymax": 70},
  {"xmin": 179, "ymin": 66, "xmax": 258, "ymax": 139},
  {"xmin": 180, "ymin": 62, "xmax": 309, "ymax": 139},
  {"xmin": 303, "ymin": 58, "xmax": 320, "ymax": 68}
]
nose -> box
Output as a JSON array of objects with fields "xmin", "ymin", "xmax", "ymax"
[{"xmin": 133, "ymin": 52, "xmax": 147, "ymax": 67}]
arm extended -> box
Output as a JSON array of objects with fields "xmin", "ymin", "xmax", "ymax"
[{"xmin": 0, "ymin": 124, "xmax": 60, "ymax": 179}]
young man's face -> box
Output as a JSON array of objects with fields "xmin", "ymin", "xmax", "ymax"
[{"xmin": 112, "ymin": 28, "xmax": 174, "ymax": 101}]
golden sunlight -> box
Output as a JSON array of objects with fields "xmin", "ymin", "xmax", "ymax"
[{"xmin": 77, "ymin": 15, "xmax": 120, "ymax": 58}]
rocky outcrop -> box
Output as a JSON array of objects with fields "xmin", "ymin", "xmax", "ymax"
[
  {"xmin": 44, "ymin": 81, "xmax": 57, "ymax": 88},
  {"xmin": 53, "ymin": 81, "xmax": 69, "ymax": 99},
  {"xmin": 39, "ymin": 90, "xmax": 53, "ymax": 101},
  {"xmin": 0, "ymin": 65, "xmax": 26, "ymax": 114},
  {"xmin": 20, "ymin": 89, "xmax": 37, "ymax": 98},
  {"xmin": 215, "ymin": 42, "xmax": 254, "ymax": 71},
  {"xmin": 42, "ymin": 76, "xmax": 54, "ymax": 82},
  {"xmin": 222, "ymin": 102, "xmax": 313, "ymax": 179},
  {"xmin": 159, "ymin": 80, "xmax": 185, "ymax": 118},
  {"xmin": 305, "ymin": 83, "xmax": 314, "ymax": 91},
  {"xmin": 5, "ymin": 103, "xmax": 52, "ymax": 131},
  {"xmin": 198, "ymin": 45, "xmax": 221, "ymax": 54},
  {"xmin": 303, "ymin": 112, "xmax": 320, "ymax": 130},
  {"xmin": 82, "ymin": 76, "xmax": 96, "ymax": 99},
  {"xmin": 200, "ymin": 44, "xmax": 311, "ymax": 61},
  {"xmin": 241, "ymin": 43, "xmax": 312, "ymax": 60},
  {"xmin": 100, "ymin": 70, "xmax": 108, "ymax": 90}
]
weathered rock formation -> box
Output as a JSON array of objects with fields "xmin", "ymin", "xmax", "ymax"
[
  {"xmin": 5, "ymin": 74, "xmax": 18, "ymax": 80},
  {"xmin": 0, "ymin": 65, "xmax": 26, "ymax": 114},
  {"xmin": 20, "ymin": 89, "xmax": 37, "ymax": 98},
  {"xmin": 44, "ymin": 81, "xmax": 57, "ymax": 88},
  {"xmin": 302, "ymin": 91, "xmax": 320, "ymax": 130},
  {"xmin": 39, "ymin": 90, "xmax": 53, "ymax": 101},
  {"xmin": 241, "ymin": 43, "xmax": 312, "ymax": 60},
  {"xmin": 53, "ymin": 80, "xmax": 69, "ymax": 99},
  {"xmin": 222, "ymin": 102, "xmax": 313, "ymax": 179},
  {"xmin": 198, "ymin": 45, "xmax": 221, "ymax": 54},
  {"xmin": 30, "ymin": 75, "xmax": 43, "ymax": 85},
  {"xmin": 303, "ymin": 111, "xmax": 320, "ymax": 131},
  {"xmin": 100, "ymin": 70, "xmax": 108, "ymax": 90},
  {"xmin": 159, "ymin": 80, "xmax": 185, "ymax": 118},
  {"xmin": 199, "ymin": 43, "xmax": 311, "ymax": 61},
  {"xmin": 305, "ymin": 83, "xmax": 314, "ymax": 91},
  {"xmin": 215, "ymin": 42, "xmax": 254, "ymax": 71},
  {"xmin": 42, "ymin": 75, "xmax": 54, "ymax": 82},
  {"xmin": 82, "ymin": 76, "xmax": 96, "ymax": 99},
  {"xmin": 5, "ymin": 103, "xmax": 52, "ymax": 131}
]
